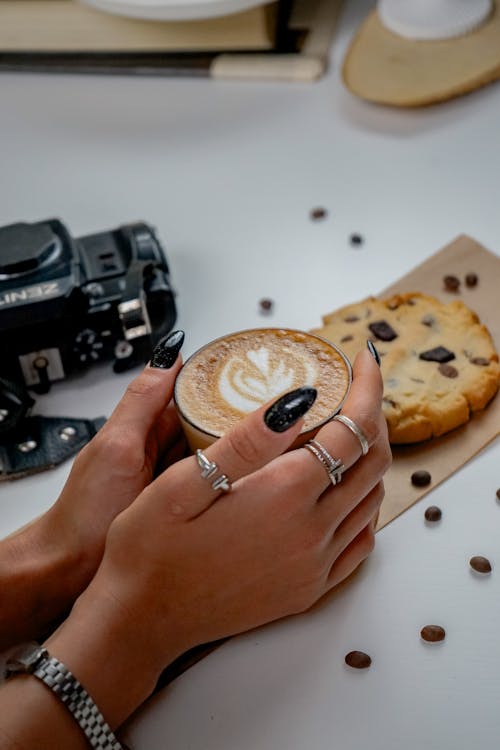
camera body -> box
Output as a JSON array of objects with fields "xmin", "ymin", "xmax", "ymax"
[{"xmin": 0, "ymin": 218, "xmax": 176, "ymax": 393}]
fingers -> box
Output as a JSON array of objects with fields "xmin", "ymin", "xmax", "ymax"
[
  {"xmin": 328, "ymin": 481, "xmax": 384, "ymax": 559},
  {"xmin": 326, "ymin": 521, "xmax": 376, "ymax": 590},
  {"xmin": 151, "ymin": 387, "xmax": 317, "ymax": 520},
  {"xmin": 105, "ymin": 331, "xmax": 184, "ymax": 442}
]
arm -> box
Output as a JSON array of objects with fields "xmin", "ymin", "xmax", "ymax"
[{"xmin": 0, "ymin": 348, "xmax": 390, "ymax": 749}]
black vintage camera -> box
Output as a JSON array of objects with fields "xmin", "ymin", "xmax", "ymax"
[{"xmin": 0, "ymin": 218, "xmax": 177, "ymax": 395}]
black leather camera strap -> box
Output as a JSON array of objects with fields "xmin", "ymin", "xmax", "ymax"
[{"xmin": 0, "ymin": 415, "xmax": 105, "ymax": 481}]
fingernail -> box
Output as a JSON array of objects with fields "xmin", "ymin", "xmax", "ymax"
[
  {"xmin": 367, "ymin": 339, "xmax": 381, "ymax": 367},
  {"xmin": 264, "ymin": 387, "xmax": 317, "ymax": 433},
  {"xmin": 150, "ymin": 330, "xmax": 185, "ymax": 369}
]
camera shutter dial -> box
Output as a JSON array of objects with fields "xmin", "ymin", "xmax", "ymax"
[{"xmin": 73, "ymin": 329, "xmax": 105, "ymax": 367}]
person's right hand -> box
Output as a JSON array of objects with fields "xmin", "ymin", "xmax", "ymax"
[{"xmin": 44, "ymin": 347, "xmax": 390, "ymax": 732}]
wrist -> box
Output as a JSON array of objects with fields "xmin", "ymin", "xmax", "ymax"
[{"xmin": 0, "ymin": 510, "xmax": 89, "ymax": 650}]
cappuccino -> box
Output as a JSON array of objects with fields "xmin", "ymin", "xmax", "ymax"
[{"xmin": 175, "ymin": 328, "xmax": 352, "ymax": 451}]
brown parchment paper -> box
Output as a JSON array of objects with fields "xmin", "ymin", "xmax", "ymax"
[{"xmin": 375, "ymin": 235, "xmax": 500, "ymax": 530}]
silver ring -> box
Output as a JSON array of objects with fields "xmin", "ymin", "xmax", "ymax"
[
  {"xmin": 304, "ymin": 439, "xmax": 346, "ymax": 486},
  {"xmin": 195, "ymin": 449, "xmax": 232, "ymax": 492},
  {"xmin": 332, "ymin": 414, "xmax": 369, "ymax": 456}
]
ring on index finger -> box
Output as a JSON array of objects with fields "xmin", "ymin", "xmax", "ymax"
[
  {"xmin": 196, "ymin": 449, "xmax": 232, "ymax": 492},
  {"xmin": 332, "ymin": 414, "xmax": 369, "ymax": 456},
  {"xmin": 304, "ymin": 439, "xmax": 346, "ymax": 486}
]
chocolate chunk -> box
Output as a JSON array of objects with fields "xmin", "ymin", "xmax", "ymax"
[
  {"xmin": 258, "ymin": 298, "xmax": 274, "ymax": 313},
  {"xmin": 419, "ymin": 346, "xmax": 455, "ymax": 363},
  {"xmin": 438, "ymin": 363, "xmax": 459, "ymax": 378},
  {"xmin": 383, "ymin": 397, "xmax": 398, "ymax": 409},
  {"xmin": 344, "ymin": 651, "xmax": 371, "ymax": 669},
  {"xmin": 471, "ymin": 357, "xmax": 489, "ymax": 366},
  {"xmin": 421, "ymin": 314, "xmax": 435, "ymax": 327},
  {"xmin": 425, "ymin": 505, "xmax": 442, "ymax": 522},
  {"xmin": 411, "ymin": 470, "xmax": 431, "ymax": 487},
  {"xmin": 469, "ymin": 556, "xmax": 492, "ymax": 574},
  {"xmin": 368, "ymin": 320, "xmax": 398, "ymax": 342},
  {"xmin": 349, "ymin": 233, "xmax": 364, "ymax": 247},
  {"xmin": 340, "ymin": 335, "xmax": 354, "ymax": 343},
  {"xmin": 310, "ymin": 207, "xmax": 327, "ymax": 221},
  {"xmin": 420, "ymin": 625, "xmax": 445, "ymax": 643},
  {"xmin": 344, "ymin": 315, "xmax": 359, "ymax": 323},
  {"xmin": 443, "ymin": 275, "xmax": 460, "ymax": 292},
  {"xmin": 465, "ymin": 272, "xmax": 478, "ymax": 288}
]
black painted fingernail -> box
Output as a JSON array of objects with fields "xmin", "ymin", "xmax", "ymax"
[
  {"xmin": 264, "ymin": 387, "xmax": 317, "ymax": 433},
  {"xmin": 150, "ymin": 330, "xmax": 185, "ymax": 369},
  {"xmin": 367, "ymin": 339, "xmax": 381, "ymax": 367}
]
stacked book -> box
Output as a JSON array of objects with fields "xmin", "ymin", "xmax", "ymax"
[{"xmin": 0, "ymin": 0, "xmax": 344, "ymax": 80}]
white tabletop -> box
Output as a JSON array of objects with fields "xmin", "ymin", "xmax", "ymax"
[{"xmin": 1, "ymin": 0, "xmax": 499, "ymax": 747}]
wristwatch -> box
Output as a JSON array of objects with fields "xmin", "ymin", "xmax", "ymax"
[{"xmin": 4, "ymin": 642, "xmax": 125, "ymax": 750}]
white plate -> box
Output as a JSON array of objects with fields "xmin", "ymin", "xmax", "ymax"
[{"xmin": 78, "ymin": 0, "xmax": 270, "ymax": 21}]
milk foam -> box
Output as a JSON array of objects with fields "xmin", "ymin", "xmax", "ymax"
[{"xmin": 218, "ymin": 345, "xmax": 317, "ymax": 413}]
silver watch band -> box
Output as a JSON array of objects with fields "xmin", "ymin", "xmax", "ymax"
[{"xmin": 6, "ymin": 645, "xmax": 124, "ymax": 750}]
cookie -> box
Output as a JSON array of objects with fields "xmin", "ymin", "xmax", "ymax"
[{"xmin": 312, "ymin": 292, "xmax": 500, "ymax": 443}]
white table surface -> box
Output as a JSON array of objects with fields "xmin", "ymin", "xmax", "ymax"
[{"xmin": 1, "ymin": 1, "xmax": 499, "ymax": 747}]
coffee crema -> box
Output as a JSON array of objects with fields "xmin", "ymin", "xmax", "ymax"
[{"xmin": 175, "ymin": 328, "xmax": 351, "ymax": 445}]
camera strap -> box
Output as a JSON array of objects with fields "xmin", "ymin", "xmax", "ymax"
[{"xmin": 0, "ymin": 415, "xmax": 106, "ymax": 481}]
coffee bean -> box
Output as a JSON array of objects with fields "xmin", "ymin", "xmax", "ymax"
[
  {"xmin": 368, "ymin": 320, "xmax": 398, "ymax": 342},
  {"xmin": 438, "ymin": 363, "xmax": 459, "ymax": 378},
  {"xmin": 496, "ymin": 488, "xmax": 500, "ymax": 502},
  {"xmin": 310, "ymin": 207, "xmax": 328, "ymax": 220},
  {"xmin": 425, "ymin": 505, "xmax": 442, "ymax": 522},
  {"xmin": 420, "ymin": 625, "xmax": 445, "ymax": 643},
  {"xmin": 469, "ymin": 555, "xmax": 492, "ymax": 574},
  {"xmin": 443, "ymin": 275, "xmax": 460, "ymax": 292},
  {"xmin": 465, "ymin": 272, "xmax": 478, "ymax": 288},
  {"xmin": 340, "ymin": 335, "xmax": 354, "ymax": 343},
  {"xmin": 419, "ymin": 346, "xmax": 455, "ymax": 363},
  {"xmin": 349, "ymin": 233, "xmax": 364, "ymax": 246},
  {"xmin": 344, "ymin": 651, "xmax": 371, "ymax": 669},
  {"xmin": 258, "ymin": 298, "xmax": 274, "ymax": 314},
  {"xmin": 411, "ymin": 470, "xmax": 431, "ymax": 487},
  {"xmin": 471, "ymin": 357, "xmax": 489, "ymax": 366}
]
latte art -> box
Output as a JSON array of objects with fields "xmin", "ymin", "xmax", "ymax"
[
  {"xmin": 175, "ymin": 328, "xmax": 352, "ymax": 451},
  {"xmin": 219, "ymin": 346, "xmax": 317, "ymax": 413}
]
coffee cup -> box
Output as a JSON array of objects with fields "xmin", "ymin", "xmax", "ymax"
[{"xmin": 174, "ymin": 327, "xmax": 352, "ymax": 452}]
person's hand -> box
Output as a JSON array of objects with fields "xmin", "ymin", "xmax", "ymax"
[
  {"xmin": 0, "ymin": 331, "xmax": 185, "ymax": 649},
  {"xmin": 45, "ymin": 347, "xmax": 390, "ymax": 730}
]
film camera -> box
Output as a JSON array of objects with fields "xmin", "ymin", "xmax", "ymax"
[{"xmin": 0, "ymin": 218, "xmax": 177, "ymax": 407}]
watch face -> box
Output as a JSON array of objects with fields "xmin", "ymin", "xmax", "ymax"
[{"xmin": 5, "ymin": 642, "xmax": 48, "ymax": 674}]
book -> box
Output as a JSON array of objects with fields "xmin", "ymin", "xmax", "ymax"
[{"xmin": 0, "ymin": 0, "xmax": 344, "ymax": 81}]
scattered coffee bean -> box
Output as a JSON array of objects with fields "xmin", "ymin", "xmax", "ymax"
[
  {"xmin": 465, "ymin": 272, "xmax": 478, "ymax": 288},
  {"xmin": 340, "ymin": 335, "xmax": 354, "ymax": 343},
  {"xmin": 419, "ymin": 346, "xmax": 455, "ymax": 363},
  {"xmin": 411, "ymin": 470, "xmax": 432, "ymax": 487},
  {"xmin": 258, "ymin": 298, "xmax": 274, "ymax": 314},
  {"xmin": 443, "ymin": 275, "xmax": 460, "ymax": 292},
  {"xmin": 368, "ymin": 320, "xmax": 398, "ymax": 342},
  {"xmin": 310, "ymin": 207, "xmax": 328, "ymax": 221},
  {"xmin": 496, "ymin": 488, "xmax": 500, "ymax": 502},
  {"xmin": 469, "ymin": 556, "xmax": 492, "ymax": 574},
  {"xmin": 425, "ymin": 505, "xmax": 442, "ymax": 522},
  {"xmin": 344, "ymin": 315, "xmax": 360, "ymax": 323},
  {"xmin": 420, "ymin": 625, "xmax": 445, "ymax": 643},
  {"xmin": 438, "ymin": 363, "xmax": 459, "ymax": 378},
  {"xmin": 344, "ymin": 651, "xmax": 371, "ymax": 669},
  {"xmin": 349, "ymin": 233, "xmax": 364, "ymax": 246},
  {"xmin": 471, "ymin": 357, "xmax": 489, "ymax": 366}
]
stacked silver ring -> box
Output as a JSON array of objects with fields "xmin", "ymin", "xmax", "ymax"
[
  {"xmin": 304, "ymin": 439, "xmax": 346, "ymax": 486},
  {"xmin": 196, "ymin": 449, "xmax": 232, "ymax": 492},
  {"xmin": 332, "ymin": 414, "xmax": 369, "ymax": 456}
]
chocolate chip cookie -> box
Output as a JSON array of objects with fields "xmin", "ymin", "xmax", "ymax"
[{"xmin": 312, "ymin": 293, "xmax": 500, "ymax": 443}]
